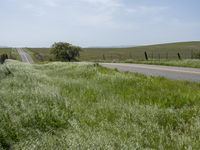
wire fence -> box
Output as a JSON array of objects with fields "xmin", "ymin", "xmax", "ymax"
[{"xmin": 99, "ymin": 50, "xmax": 200, "ymax": 61}]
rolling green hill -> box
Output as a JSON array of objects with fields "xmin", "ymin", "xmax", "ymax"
[
  {"xmin": 81, "ymin": 41, "xmax": 200, "ymax": 61},
  {"xmin": 0, "ymin": 48, "xmax": 12, "ymax": 55},
  {"xmin": 27, "ymin": 41, "xmax": 200, "ymax": 62},
  {"xmin": 0, "ymin": 48, "xmax": 20, "ymax": 61},
  {"xmin": 1, "ymin": 60, "xmax": 200, "ymax": 149}
]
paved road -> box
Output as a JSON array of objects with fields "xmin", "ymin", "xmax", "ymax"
[
  {"xmin": 16, "ymin": 48, "xmax": 34, "ymax": 64},
  {"xmin": 99, "ymin": 63, "xmax": 200, "ymax": 82}
]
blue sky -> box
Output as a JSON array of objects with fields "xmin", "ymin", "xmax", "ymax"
[{"xmin": 0, "ymin": 0, "xmax": 200, "ymax": 47}]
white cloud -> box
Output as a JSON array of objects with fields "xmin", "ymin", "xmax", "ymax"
[
  {"xmin": 17, "ymin": 0, "xmax": 168, "ymax": 26},
  {"xmin": 125, "ymin": 6, "xmax": 168, "ymax": 14},
  {"xmin": 17, "ymin": 0, "xmax": 121, "ymax": 20}
]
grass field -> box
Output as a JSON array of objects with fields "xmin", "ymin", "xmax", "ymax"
[
  {"xmin": 0, "ymin": 48, "xmax": 11, "ymax": 55},
  {"xmin": 27, "ymin": 41, "xmax": 200, "ymax": 63},
  {"xmin": 25, "ymin": 48, "xmax": 52, "ymax": 63},
  {"xmin": 81, "ymin": 41, "xmax": 200, "ymax": 61},
  {"xmin": 0, "ymin": 48, "xmax": 20, "ymax": 61},
  {"xmin": 123, "ymin": 59, "xmax": 200, "ymax": 68},
  {"xmin": 1, "ymin": 60, "xmax": 200, "ymax": 149}
]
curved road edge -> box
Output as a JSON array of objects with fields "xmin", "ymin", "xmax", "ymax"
[
  {"xmin": 16, "ymin": 48, "xmax": 34, "ymax": 64},
  {"xmin": 77, "ymin": 62, "xmax": 200, "ymax": 82}
]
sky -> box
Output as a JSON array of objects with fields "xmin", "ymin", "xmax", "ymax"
[{"xmin": 0, "ymin": 0, "xmax": 200, "ymax": 47}]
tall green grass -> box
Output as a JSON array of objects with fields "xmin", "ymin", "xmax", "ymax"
[{"xmin": 0, "ymin": 60, "xmax": 200, "ymax": 149}]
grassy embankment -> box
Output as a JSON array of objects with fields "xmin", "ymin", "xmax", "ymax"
[
  {"xmin": 0, "ymin": 48, "xmax": 20, "ymax": 60},
  {"xmin": 123, "ymin": 59, "xmax": 200, "ymax": 68},
  {"xmin": 27, "ymin": 42, "xmax": 200, "ymax": 67},
  {"xmin": 1, "ymin": 60, "xmax": 200, "ymax": 149}
]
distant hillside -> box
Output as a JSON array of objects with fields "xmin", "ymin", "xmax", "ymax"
[
  {"xmin": 26, "ymin": 41, "xmax": 200, "ymax": 62},
  {"xmin": 0, "ymin": 48, "xmax": 20, "ymax": 60},
  {"xmin": 81, "ymin": 41, "xmax": 200, "ymax": 61},
  {"xmin": 0, "ymin": 48, "xmax": 12, "ymax": 55}
]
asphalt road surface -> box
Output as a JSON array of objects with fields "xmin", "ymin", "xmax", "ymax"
[
  {"xmin": 99, "ymin": 63, "xmax": 200, "ymax": 82},
  {"xmin": 16, "ymin": 48, "xmax": 34, "ymax": 64}
]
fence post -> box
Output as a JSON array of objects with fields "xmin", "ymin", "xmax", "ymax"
[
  {"xmin": 119, "ymin": 54, "xmax": 121, "ymax": 60},
  {"xmin": 102, "ymin": 54, "xmax": 106, "ymax": 60},
  {"xmin": 177, "ymin": 53, "xmax": 181, "ymax": 60},
  {"xmin": 144, "ymin": 51, "xmax": 148, "ymax": 61},
  {"xmin": 191, "ymin": 50, "xmax": 193, "ymax": 59},
  {"xmin": 9, "ymin": 51, "xmax": 12, "ymax": 58},
  {"xmin": 166, "ymin": 52, "xmax": 168, "ymax": 60},
  {"xmin": 128, "ymin": 53, "xmax": 130, "ymax": 59},
  {"xmin": 151, "ymin": 52, "xmax": 154, "ymax": 60}
]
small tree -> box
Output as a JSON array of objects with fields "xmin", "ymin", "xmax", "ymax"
[{"xmin": 51, "ymin": 42, "xmax": 81, "ymax": 62}]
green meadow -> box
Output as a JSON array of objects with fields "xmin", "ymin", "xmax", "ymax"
[
  {"xmin": 26, "ymin": 42, "xmax": 200, "ymax": 68},
  {"xmin": 0, "ymin": 48, "xmax": 20, "ymax": 61},
  {"xmin": 0, "ymin": 48, "xmax": 12, "ymax": 55},
  {"xmin": 1, "ymin": 60, "xmax": 200, "ymax": 149},
  {"xmin": 81, "ymin": 41, "xmax": 200, "ymax": 61}
]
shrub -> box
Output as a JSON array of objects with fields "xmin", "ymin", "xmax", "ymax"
[
  {"xmin": 51, "ymin": 42, "xmax": 82, "ymax": 62},
  {"xmin": 0, "ymin": 54, "xmax": 8, "ymax": 64}
]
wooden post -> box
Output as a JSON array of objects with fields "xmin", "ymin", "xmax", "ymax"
[
  {"xmin": 102, "ymin": 54, "xmax": 106, "ymax": 60},
  {"xmin": 119, "ymin": 54, "xmax": 121, "ymax": 60},
  {"xmin": 152, "ymin": 52, "xmax": 154, "ymax": 60},
  {"xmin": 129, "ymin": 53, "xmax": 132, "ymax": 59},
  {"xmin": 0, "ymin": 55, "xmax": 2, "ymax": 64},
  {"xmin": 177, "ymin": 53, "xmax": 181, "ymax": 60},
  {"xmin": 191, "ymin": 50, "xmax": 193, "ymax": 59},
  {"xmin": 144, "ymin": 52, "xmax": 148, "ymax": 61}
]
